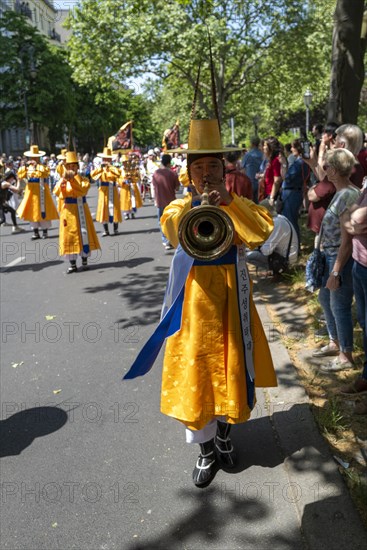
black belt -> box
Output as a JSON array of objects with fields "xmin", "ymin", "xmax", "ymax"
[{"xmin": 282, "ymin": 187, "xmax": 302, "ymax": 191}]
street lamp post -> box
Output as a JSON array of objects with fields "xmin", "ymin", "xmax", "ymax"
[
  {"xmin": 23, "ymin": 90, "xmax": 30, "ymax": 146},
  {"xmin": 303, "ymin": 89, "xmax": 313, "ymax": 137}
]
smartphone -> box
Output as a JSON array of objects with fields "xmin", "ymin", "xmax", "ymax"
[{"xmin": 301, "ymin": 140, "xmax": 311, "ymax": 159}]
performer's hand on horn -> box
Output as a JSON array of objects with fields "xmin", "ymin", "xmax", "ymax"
[{"xmin": 64, "ymin": 169, "xmax": 76, "ymax": 181}]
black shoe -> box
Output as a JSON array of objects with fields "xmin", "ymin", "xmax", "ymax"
[
  {"xmin": 41, "ymin": 231, "xmax": 48, "ymax": 239},
  {"xmin": 192, "ymin": 439, "xmax": 217, "ymax": 488},
  {"xmin": 215, "ymin": 422, "xmax": 236, "ymax": 468},
  {"xmin": 124, "ymin": 214, "xmax": 130, "ymax": 220},
  {"xmin": 131, "ymin": 213, "xmax": 135, "ymax": 219},
  {"xmin": 31, "ymin": 232, "xmax": 40, "ymax": 240},
  {"xmin": 101, "ymin": 231, "xmax": 110, "ymax": 237},
  {"xmin": 67, "ymin": 265, "xmax": 78, "ymax": 274},
  {"xmin": 81, "ymin": 258, "xmax": 89, "ymax": 270}
]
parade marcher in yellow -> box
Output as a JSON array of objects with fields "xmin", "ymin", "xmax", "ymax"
[
  {"xmin": 17, "ymin": 145, "xmax": 59, "ymax": 239},
  {"xmin": 124, "ymin": 118, "xmax": 277, "ymax": 487},
  {"xmin": 90, "ymin": 147, "xmax": 122, "ymax": 236},
  {"xmin": 55, "ymin": 149, "xmax": 67, "ymax": 212},
  {"xmin": 53, "ymin": 151, "xmax": 100, "ymax": 274},
  {"xmin": 56, "ymin": 148, "xmax": 67, "ymax": 178},
  {"xmin": 119, "ymin": 153, "xmax": 143, "ymax": 220}
]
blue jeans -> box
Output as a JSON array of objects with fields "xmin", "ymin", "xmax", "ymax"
[
  {"xmin": 318, "ymin": 254, "xmax": 354, "ymax": 352},
  {"xmin": 157, "ymin": 207, "xmax": 169, "ymax": 245},
  {"xmin": 353, "ymin": 260, "xmax": 367, "ymax": 378},
  {"xmin": 281, "ymin": 189, "xmax": 303, "ymax": 245},
  {"xmin": 251, "ymin": 180, "xmax": 259, "ymax": 204}
]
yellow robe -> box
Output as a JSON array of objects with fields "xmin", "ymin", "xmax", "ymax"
[
  {"xmin": 160, "ymin": 194, "xmax": 277, "ymax": 430},
  {"xmin": 56, "ymin": 163, "xmax": 66, "ymax": 212},
  {"xmin": 91, "ymin": 166, "xmax": 122, "ymax": 223},
  {"xmin": 119, "ymin": 169, "xmax": 143, "ymax": 211},
  {"xmin": 53, "ymin": 175, "xmax": 100, "ymax": 256},
  {"xmin": 17, "ymin": 164, "xmax": 58, "ymax": 222}
]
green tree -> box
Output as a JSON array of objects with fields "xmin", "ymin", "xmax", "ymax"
[
  {"xmin": 67, "ymin": 0, "xmax": 335, "ymax": 140},
  {"xmin": 0, "ymin": 12, "xmax": 75, "ymax": 149}
]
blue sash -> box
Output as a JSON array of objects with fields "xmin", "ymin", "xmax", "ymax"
[{"xmin": 64, "ymin": 197, "xmax": 86, "ymax": 204}]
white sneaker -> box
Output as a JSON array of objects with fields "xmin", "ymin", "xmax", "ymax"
[
  {"xmin": 320, "ymin": 359, "xmax": 354, "ymax": 372},
  {"xmin": 12, "ymin": 226, "xmax": 24, "ymax": 233}
]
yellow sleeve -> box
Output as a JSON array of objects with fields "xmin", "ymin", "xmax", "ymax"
[
  {"xmin": 160, "ymin": 195, "xmax": 192, "ymax": 248},
  {"xmin": 56, "ymin": 164, "xmax": 65, "ymax": 176},
  {"xmin": 76, "ymin": 175, "xmax": 91, "ymax": 194},
  {"xmin": 90, "ymin": 167, "xmax": 103, "ymax": 180},
  {"xmin": 38, "ymin": 165, "xmax": 50, "ymax": 177},
  {"xmin": 17, "ymin": 167, "xmax": 26, "ymax": 179},
  {"xmin": 53, "ymin": 181, "xmax": 62, "ymax": 197},
  {"xmin": 178, "ymin": 167, "xmax": 190, "ymax": 187},
  {"xmin": 222, "ymin": 194, "xmax": 274, "ymax": 249},
  {"xmin": 109, "ymin": 166, "xmax": 121, "ymax": 178}
]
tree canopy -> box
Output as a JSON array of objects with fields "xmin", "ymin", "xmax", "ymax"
[
  {"xmin": 67, "ymin": 0, "xmax": 338, "ymax": 142},
  {"xmin": 0, "ymin": 10, "xmax": 159, "ymax": 152},
  {"xmin": 0, "ymin": 11, "xmax": 75, "ymax": 145}
]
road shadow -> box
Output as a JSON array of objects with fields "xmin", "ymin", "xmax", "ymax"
[
  {"xmin": 125, "ymin": 404, "xmax": 361, "ymax": 549},
  {"xmin": 86, "ymin": 256, "xmax": 155, "ymax": 274},
  {"xmin": 114, "ymin": 266, "xmax": 169, "ymax": 328},
  {"xmin": 0, "ymin": 407, "xmax": 68, "ymax": 457},
  {"xmin": 0, "ymin": 260, "xmax": 64, "ymax": 273},
  {"xmin": 126, "ymin": 486, "xmax": 305, "ymax": 550},
  {"xmin": 116, "ymin": 228, "xmax": 161, "ymax": 236}
]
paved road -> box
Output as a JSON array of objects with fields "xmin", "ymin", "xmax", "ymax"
[{"xmin": 1, "ymin": 187, "xmax": 366, "ymax": 550}]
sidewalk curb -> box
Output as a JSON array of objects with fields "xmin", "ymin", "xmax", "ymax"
[{"xmin": 255, "ymin": 296, "xmax": 367, "ymax": 550}]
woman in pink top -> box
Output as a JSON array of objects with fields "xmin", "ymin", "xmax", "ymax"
[{"xmin": 263, "ymin": 137, "xmax": 282, "ymax": 204}]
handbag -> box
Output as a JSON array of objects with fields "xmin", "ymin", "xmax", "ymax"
[
  {"xmin": 268, "ymin": 251, "xmax": 288, "ymax": 274},
  {"xmin": 305, "ymin": 217, "xmax": 327, "ymax": 292},
  {"xmin": 304, "ymin": 192, "xmax": 339, "ymax": 292},
  {"xmin": 305, "ymin": 248, "xmax": 326, "ymax": 292}
]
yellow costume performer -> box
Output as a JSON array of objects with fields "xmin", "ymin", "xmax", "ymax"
[
  {"xmin": 124, "ymin": 117, "xmax": 277, "ymax": 487},
  {"xmin": 17, "ymin": 145, "xmax": 59, "ymax": 239},
  {"xmin": 55, "ymin": 149, "xmax": 67, "ymax": 213},
  {"xmin": 119, "ymin": 154, "xmax": 143, "ymax": 219},
  {"xmin": 53, "ymin": 151, "xmax": 100, "ymax": 274},
  {"xmin": 91, "ymin": 147, "xmax": 122, "ymax": 236}
]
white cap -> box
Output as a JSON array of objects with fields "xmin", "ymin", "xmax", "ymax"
[{"xmin": 147, "ymin": 149, "xmax": 154, "ymax": 156}]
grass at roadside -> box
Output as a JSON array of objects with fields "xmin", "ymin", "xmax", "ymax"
[{"xmin": 252, "ymin": 212, "xmax": 367, "ymax": 526}]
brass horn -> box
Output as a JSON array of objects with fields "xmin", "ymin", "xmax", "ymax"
[{"xmin": 178, "ymin": 181, "xmax": 234, "ymax": 261}]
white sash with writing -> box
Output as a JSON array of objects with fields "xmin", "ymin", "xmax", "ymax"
[
  {"xmin": 40, "ymin": 178, "xmax": 46, "ymax": 218},
  {"xmin": 108, "ymin": 182, "xmax": 114, "ymax": 220},
  {"xmin": 236, "ymin": 244, "xmax": 254, "ymax": 380},
  {"xmin": 77, "ymin": 197, "xmax": 89, "ymax": 253}
]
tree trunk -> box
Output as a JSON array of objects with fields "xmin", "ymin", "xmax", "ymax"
[{"xmin": 327, "ymin": 0, "xmax": 366, "ymax": 124}]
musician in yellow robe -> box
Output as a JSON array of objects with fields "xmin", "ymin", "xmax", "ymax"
[
  {"xmin": 17, "ymin": 145, "xmax": 59, "ymax": 239},
  {"xmin": 53, "ymin": 151, "xmax": 100, "ymax": 274},
  {"xmin": 91, "ymin": 147, "xmax": 122, "ymax": 236},
  {"xmin": 119, "ymin": 153, "xmax": 143, "ymax": 220},
  {"xmin": 55, "ymin": 149, "xmax": 67, "ymax": 213},
  {"xmin": 124, "ymin": 119, "xmax": 277, "ymax": 488}
]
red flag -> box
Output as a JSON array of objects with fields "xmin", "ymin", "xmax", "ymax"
[
  {"xmin": 108, "ymin": 121, "xmax": 133, "ymax": 153},
  {"xmin": 162, "ymin": 121, "xmax": 180, "ymax": 151}
]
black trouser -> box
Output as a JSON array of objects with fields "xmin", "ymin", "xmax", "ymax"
[{"xmin": 0, "ymin": 204, "xmax": 17, "ymax": 226}]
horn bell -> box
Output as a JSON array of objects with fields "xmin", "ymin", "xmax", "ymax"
[{"xmin": 178, "ymin": 204, "xmax": 235, "ymax": 261}]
